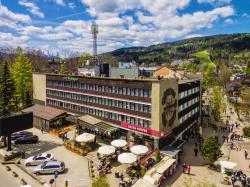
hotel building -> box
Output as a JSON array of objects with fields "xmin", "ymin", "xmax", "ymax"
[{"xmin": 33, "ymin": 73, "xmax": 201, "ymax": 148}]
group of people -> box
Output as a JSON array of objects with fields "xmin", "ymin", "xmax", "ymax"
[
  {"xmin": 231, "ymin": 170, "xmax": 250, "ymax": 187},
  {"xmin": 182, "ymin": 162, "xmax": 191, "ymax": 175},
  {"xmin": 98, "ymin": 159, "xmax": 111, "ymax": 176},
  {"xmin": 115, "ymin": 172, "xmax": 133, "ymax": 187}
]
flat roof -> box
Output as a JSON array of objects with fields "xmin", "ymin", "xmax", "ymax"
[{"xmin": 22, "ymin": 104, "xmax": 66, "ymax": 121}]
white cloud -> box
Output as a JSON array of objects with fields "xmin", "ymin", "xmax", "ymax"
[
  {"xmin": 0, "ymin": 5, "xmax": 31, "ymax": 23},
  {"xmin": 224, "ymin": 18, "xmax": 233, "ymax": 24},
  {"xmin": 0, "ymin": 32, "xmax": 29, "ymax": 48},
  {"xmin": 0, "ymin": 0, "xmax": 235, "ymax": 55},
  {"xmin": 54, "ymin": 0, "xmax": 65, "ymax": 6},
  {"xmin": 68, "ymin": 2, "xmax": 76, "ymax": 9},
  {"xmin": 197, "ymin": 0, "xmax": 231, "ymax": 5},
  {"xmin": 184, "ymin": 34, "xmax": 205, "ymax": 39},
  {"xmin": 18, "ymin": 0, "xmax": 44, "ymax": 18}
]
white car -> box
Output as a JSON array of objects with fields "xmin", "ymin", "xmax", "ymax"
[
  {"xmin": 33, "ymin": 161, "xmax": 65, "ymax": 175},
  {"xmin": 25, "ymin": 153, "xmax": 54, "ymax": 166}
]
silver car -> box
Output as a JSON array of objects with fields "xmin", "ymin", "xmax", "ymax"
[
  {"xmin": 33, "ymin": 161, "xmax": 65, "ymax": 175},
  {"xmin": 25, "ymin": 153, "xmax": 54, "ymax": 166}
]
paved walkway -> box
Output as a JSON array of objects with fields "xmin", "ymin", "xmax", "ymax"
[{"xmin": 162, "ymin": 92, "xmax": 250, "ymax": 187}]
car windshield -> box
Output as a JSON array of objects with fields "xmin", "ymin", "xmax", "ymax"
[
  {"xmin": 41, "ymin": 162, "xmax": 47, "ymax": 168},
  {"xmin": 46, "ymin": 154, "xmax": 51, "ymax": 158},
  {"xmin": 33, "ymin": 155, "xmax": 38, "ymax": 160}
]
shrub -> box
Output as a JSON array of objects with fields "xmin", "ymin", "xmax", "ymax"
[
  {"xmin": 92, "ymin": 176, "xmax": 110, "ymax": 187},
  {"xmin": 243, "ymin": 126, "xmax": 250, "ymax": 138},
  {"xmin": 140, "ymin": 167, "xmax": 147, "ymax": 176},
  {"xmin": 156, "ymin": 151, "xmax": 161, "ymax": 162}
]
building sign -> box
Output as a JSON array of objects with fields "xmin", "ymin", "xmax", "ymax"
[
  {"xmin": 121, "ymin": 122, "xmax": 168, "ymax": 137},
  {"xmin": 162, "ymin": 88, "xmax": 177, "ymax": 127},
  {"xmin": 63, "ymin": 76, "xmax": 78, "ymax": 81}
]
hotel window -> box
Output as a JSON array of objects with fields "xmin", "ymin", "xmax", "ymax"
[
  {"xmin": 131, "ymin": 88, "xmax": 135, "ymax": 96},
  {"xmin": 102, "ymin": 86, "xmax": 105, "ymax": 92},
  {"xmin": 139, "ymin": 119, "xmax": 143, "ymax": 126},
  {"xmin": 139, "ymin": 89, "xmax": 143, "ymax": 97},
  {"xmin": 131, "ymin": 103, "xmax": 135, "ymax": 110},
  {"xmin": 135, "ymin": 103, "xmax": 138, "ymax": 111},
  {"xmin": 105, "ymin": 86, "xmax": 108, "ymax": 92},
  {"xmin": 144, "ymin": 120, "xmax": 149, "ymax": 128},
  {"xmin": 112, "ymin": 86, "xmax": 116, "ymax": 93},
  {"xmin": 135, "ymin": 89, "xmax": 139, "ymax": 96},
  {"xmin": 135, "ymin": 118, "xmax": 139, "ymax": 125},
  {"xmin": 130, "ymin": 117, "xmax": 135, "ymax": 124},
  {"xmin": 118, "ymin": 101, "xmax": 123, "ymax": 108},
  {"xmin": 149, "ymin": 90, "xmax": 152, "ymax": 98},
  {"xmin": 123, "ymin": 88, "xmax": 127, "ymax": 94},
  {"xmin": 127, "ymin": 88, "xmax": 131, "ymax": 95},
  {"xmin": 108, "ymin": 86, "xmax": 112, "ymax": 93},
  {"xmin": 118, "ymin": 87, "xmax": 123, "ymax": 94},
  {"xmin": 126, "ymin": 102, "xmax": 130, "ymax": 109}
]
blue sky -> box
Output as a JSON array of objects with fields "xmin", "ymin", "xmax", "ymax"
[{"xmin": 0, "ymin": 0, "xmax": 250, "ymax": 56}]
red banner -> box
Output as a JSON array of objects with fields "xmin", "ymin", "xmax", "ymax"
[{"xmin": 121, "ymin": 122, "xmax": 168, "ymax": 137}]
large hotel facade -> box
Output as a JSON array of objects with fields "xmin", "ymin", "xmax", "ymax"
[{"xmin": 33, "ymin": 73, "xmax": 201, "ymax": 148}]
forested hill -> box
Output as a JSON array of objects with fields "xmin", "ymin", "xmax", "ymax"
[{"xmin": 105, "ymin": 33, "xmax": 250, "ymax": 65}]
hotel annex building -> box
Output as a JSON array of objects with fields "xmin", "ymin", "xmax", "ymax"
[{"xmin": 33, "ymin": 73, "xmax": 201, "ymax": 148}]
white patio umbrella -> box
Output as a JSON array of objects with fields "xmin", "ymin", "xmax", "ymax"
[
  {"xmin": 98, "ymin": 145, "xmax": 116, "ymax": 156},
  {"xmin": 118, "ymin": 153, "xmax": 137, "ymax": 164},
  {"xmin": 219, "ymin": 161, "xmax": 237, "ymax": 173},
  {"xmin": 130, "ymin": 145, "xmax": 149, "ymax": 155},
  {"xmin": 76, "ymin": 133, "xmax": 95, "ymax": 143},
  {"xmin": 111, "ymin": 139, "xmax": 127, "ymax": 148}
]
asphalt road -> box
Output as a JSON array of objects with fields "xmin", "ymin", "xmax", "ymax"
[{"xmin": 0, "ymin": 166, "xmax": 19, "ymax": 187}]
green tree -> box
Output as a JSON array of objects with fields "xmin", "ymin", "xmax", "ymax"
[
  {"xmin": 92, "ymin": 177, "xmax": 110, "ymax": 187},
  {"xmin": 211, "ymin": 86, "xmax": 225, "ymax": 123},
  {"xmin": 0, "ymin": 61, "xmax": 16, "ymax": 116},
  {"xmin": 11, "ymin": 50, "xmax": 33, "ymax": 109},
  {"xmin": 78, "ymin": 53, "xmax": 93, "ymax": 66},
  {"xmin": 25, "ymin": 91, "xmax": 33, "ymax": 107},
  {"xmin": 203, "ymin": 63, "xmax": 216, "ymax": 87},
  {"xmin": 0, "ymin": 61, "xmax": 16, "ymax": 147},
  {"xmin": 245, "ymin": 61, "xmax": 250, "ymax": 74},
  {"xmin": 217, "ymin": 65, "xmax": 231, "ymax": 91},
  {"xmin": 59, "ymin": 63, "xmax": 66, "ymax": 74},
  {"xmin": 238, "ymin": 88, "xmax": 250, "ymax": 115},
  {"xmin": 201, "ymin": 136, "xmax": 222, "ymax": 164}
]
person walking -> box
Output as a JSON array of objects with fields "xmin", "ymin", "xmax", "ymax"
[
  {"xmin": 182, "ymin": 162, "xmax": 186, "ymax": 173},
  {"xmin": 186, "ymin": 165, "xmax": 191, "ymax": 175},
  {"xmin": 194, "ymin": 147, "xmax": 198, "ymax": 157},
  {"xmin": 245, "ymin": 150, "xmax": 248, "ymax": 160}
]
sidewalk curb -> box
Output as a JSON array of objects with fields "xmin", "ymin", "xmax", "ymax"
[{"xmin": 15, "ymin": 163, "xmax": 46, "ymax": 185}]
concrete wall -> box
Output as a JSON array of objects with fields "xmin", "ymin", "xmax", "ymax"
[
  {"xmin": 151, "ymin": 78, "xmax": 178, "ymax": 133},
  {"xmin": 33, "ymin": 74, "xmax": 46, "ymax": 104}
]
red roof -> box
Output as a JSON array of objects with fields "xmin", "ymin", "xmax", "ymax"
[{"xmin": 22, "ymin": 104, "xmax": 66, "ymax": 121}]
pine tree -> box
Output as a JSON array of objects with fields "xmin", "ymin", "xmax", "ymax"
[
  {"xmin": 25, "ymin": 91, "xmax": 33, "ymax": 107},
  {"xmin": 0, "ymin": 61, "xmax": 16, "ymax": 116},
  {"xmin": 11, "ymin": 49, "xmax": 33, "ymax": 109}
]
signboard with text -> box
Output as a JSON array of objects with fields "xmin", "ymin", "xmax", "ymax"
[{"xmin": 121, "ymin": 122, "xmax": 168, "ymax": 137}]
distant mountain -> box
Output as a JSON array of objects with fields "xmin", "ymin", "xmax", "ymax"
[{"xmin": 105, "ymin": 33, "xmax": 250, "ymax": 65}]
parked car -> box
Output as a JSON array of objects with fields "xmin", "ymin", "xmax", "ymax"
[
  {"xmin": 14, "ymin": 135, "xmax": 39, "ymax": 144},
  {"xmin": 33, "ymin": 161, "xmax": 65, "ymax": 175},
  {"xmin": 25, "ymin": 153, "xmax": 54, "ymax": 166},
  {"xmin": 11, "ymin": 131, "xmax": 33, "ymax": 140}
]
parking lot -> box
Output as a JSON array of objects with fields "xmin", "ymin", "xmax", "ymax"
[{"xmin": 15, "ymin": 128, "xmax": 91, "ymax": 187}]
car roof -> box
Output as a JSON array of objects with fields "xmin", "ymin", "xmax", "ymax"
[
  {"xmin": 45, "ymin": 161, "xmax": 62, "ymax": 166},
  {"xmin": 37, "ymin": 153, "xmax": 50, "ymax": 157}
]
